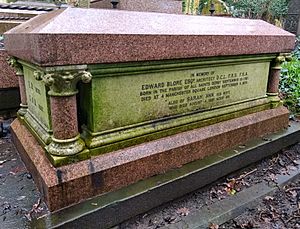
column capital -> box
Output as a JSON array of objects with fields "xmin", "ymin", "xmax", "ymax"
[
  {"xmin": 272, "ymin": 53, "xmax": 292, "ymax": 69},
  {"xmin": 34, "ymin": 70, "xmax": 92, "ymax": 97},
  {"xmin": 267, "ymin": 53, "xmax": 292, "ymax": 106},
  {"xmin": 7, "ymin": 57, "xmax": 23, "ymax": 76}
]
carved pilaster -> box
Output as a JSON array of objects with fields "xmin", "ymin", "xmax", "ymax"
[
  {"xmin": 34, "ymin": 69, "xmax": 92, "ymax": 156},
  {"xmin": 7, "ymin": 57, "xmax": 28, "ymax": 116}
]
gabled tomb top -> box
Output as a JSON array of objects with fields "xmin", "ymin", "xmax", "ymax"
[{"xmin": 4, "ymin": 8, "xmax": 295, "ymax": 66}]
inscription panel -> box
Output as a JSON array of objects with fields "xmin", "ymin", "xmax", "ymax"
[
  {"xmin": 24, "ymin": 67, "xmax": 51, "ymax": 129},
  {"xmin": 92, "ymin": 62, "xmax": 270, "ymax": 132}
]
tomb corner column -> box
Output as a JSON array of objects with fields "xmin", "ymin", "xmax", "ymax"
[
  {"xmin": 8, "ymin": 57, "xmax": 28, "ymax": 117},
  {"xmin": 38, "ymin": 70, "xmax": 92, "ymax": 156},
  {"xmin": 267, "ymin": 53, "xmax": 292, "ymax": 107}
]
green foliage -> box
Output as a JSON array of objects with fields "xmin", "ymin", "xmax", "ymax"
[
  {"xmin": 197, "ymin": 1, "xmax": 207, "ymax": 14},
  {"xmin": 293, "ymin": 36, "xmax": 300, "ymax": 60},
  {"xmin": 268, "ymin": 0, "xmax": 289, "ymax": 17},
  {"xmin": 223, "ymin": 0, "xmax": 289, "ymax": 20},
  {"xmin": 280, "ymin": 38, "xmax": 300, "ymax": 114}
]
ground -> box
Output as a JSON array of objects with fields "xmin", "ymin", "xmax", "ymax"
[
  {"xmin": 0, "ymin": 119, "xmax": 47, "ymax": 229},
  {"xmin": 119, "ymin": 130, "xmax": 300, "ymax": 229},
  {"xmin": 0, "ymin": 119, "xmax": 300, "ymax": 229}
]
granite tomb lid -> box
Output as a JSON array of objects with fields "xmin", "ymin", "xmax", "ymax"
[{"xmin": 4, "ymin": 7, "xmax": 296, "ymax": 66}]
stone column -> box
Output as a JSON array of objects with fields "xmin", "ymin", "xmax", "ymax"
[
  {"xmin": 8, "ymin": 57, "xmax": 28, "ymax": 116},
  {"xmin": 267, "ymin": 53, "xmax": 292, "ymax": 107},
  {"xmin": 39, "ymin": 70, "xmax": 92, "ymax": 156}
]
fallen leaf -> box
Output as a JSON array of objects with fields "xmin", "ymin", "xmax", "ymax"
[
  {"xmin": 209, "ymin": 223, "xmax": 219, "ymax": 229},
  {"xmin": 293, "ymin": 160, "xmax": 300, "ymax": 165},
  {"xmin": 0, "ymin": 160, "xmax": 7, "ymax": 165},
  {"xmin": 17, "ymin": 196, "xmax": 26, "ymax": 201},
  {"xmin": 209, "ymin": 187, "xmax": 225, "ymax": 200},
  {"xmin": 269, "ymin": 205, "xmax": 276, "ymax": 212},
  {"xmin": 239, "ymin": 180, "xmax": 250, "ymax": 187},
  {"xmin": 164, "ymin": 216, "xmax": 176, "ymax": 224},
  {"xmin": 287, "ymin": 165, "xmax": 298, "ymax": 171},
  {"xmin": 240, "ymin": 221, "xmax": 254, "ymax": 229},
  {"xmin": 280, "ymin": 168, "xmax": 288, "ymax": 175},
  {"xmin": 25, "ymin": 198, "xmax": 42, "ymax": 221},
  {"xmin": 288, "ymin": 190, "xmax": 298, "ymax": 198},
  {"xmin": 278, "ymin": 158, "xmax": 285, "ymax": 167},
  {"xmin": 2, "ymin": 202, "xmax": 11, "ymax": 213},
  {"xmin": 264, "ymin": 196, "xmax": 274, "ymax": 201},
  {"xmin": 224, "ymin": 179, "xmax": 238, "ymax": 195},
  {"xmin": 229, "ymin": 189, "xmax": 236, "ymax": 195},
  {"xmin": 268, "ymin": 173, "xmax": 277, "ymax": 182},
  {"xmin": 24, "ymin": 213, "xmax": 32, "ymax": 221},
  {"xmin": 226, "ymin": 179, "xmax": 236, "ymax": 189},
  {"xmin": 262, "ymin": 217, "xmax": 271, "ymax": 223},
  {"xmin": 176, "ymin": 207, "xmax": 190, "ymax": 216}
]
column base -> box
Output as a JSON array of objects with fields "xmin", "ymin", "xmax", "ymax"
[
  {"xmin": 267, "ymin": 94, "xmax": 282, "ymax": 108},
  {"xmin": 17, "ymin": 104, "xmax": 28, "ymax": 117},
  {"xmin": 46, "ymin": 135, "xmax": 86, "ymax": 156}
]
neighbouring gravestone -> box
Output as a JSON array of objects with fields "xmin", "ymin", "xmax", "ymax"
[
  {"xmin": 0, "ymin": 3, "xmax": 57, "ymax": 117},
  {"xmin": 0, "ymin": 2, "xmax": 57, "ymax": 34},
  {"xmin": 284, "ymin": 0, "xmax": 300, "ymax": 35},
  {"xmin": 91, "ymin": 0, "xmax": 182, "ymax": 14},
  {"xmin": 4, "ymin": 8, "xmax": 295, "ymax": 214},
  {"xmin": 0, "ymin": 48, "xmax": 20, "ymax": 117}
]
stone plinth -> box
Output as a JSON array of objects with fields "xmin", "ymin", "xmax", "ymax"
[
  {"xmin": 11, "ymin": 106, "xmax": 289, "ymax": 211},
  {"xmin": 4, "ymin": 8, "xmax": 295, "ymax": 211}
]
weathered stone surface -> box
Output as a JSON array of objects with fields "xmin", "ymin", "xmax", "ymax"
[
  {"xmin": 88, "ymin": 59, "xmax": 270, "ymax": 132},
  {"xmin": 10, "ymin": 106, "xmax": 289, "ymax": 211},
  {"xmin": 4, "ymin": 8, "xmax": 295, "ymax": 66},
  {"xmin": 23, "ymin": 65, "xmax": 51, "ymax": 129},
  {"xmin": 18, "ymin": 54, "xmax": 281, "ymax": 162}
]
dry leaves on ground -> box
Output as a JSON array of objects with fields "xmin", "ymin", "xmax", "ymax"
[{"xmin": 176, "ymin": 207, "xmax": 190, "ymax": 216}]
